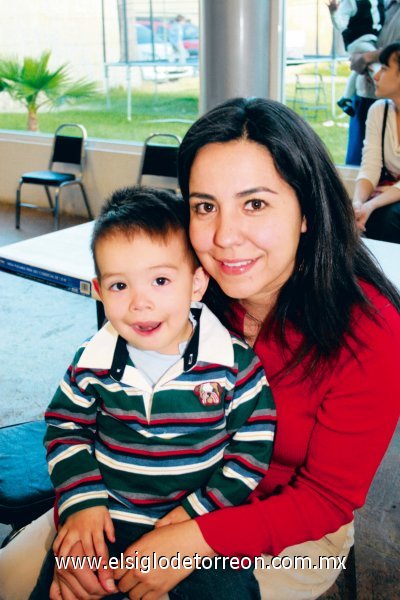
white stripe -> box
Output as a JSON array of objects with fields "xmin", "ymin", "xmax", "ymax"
[
  {"xmin": 60, "ymin": 379, "xmax": 95, "ymax": 408},
  {"xmin": 48, "ymin": 443, "xmax": 91, "ymax": 474},
  {"xmin": 54, "ymin": 422, "xmax": 83, "ymax": 430},
  {"xmin": 233, "ymin": 431, "xmax": 275, "ymax": 442},
  {"xmin": 222, "ymin": 465, "xmax": 259, "ymax": 489},
  {"xmin": 133, "ymin": 429, "xmax": 196, "ymax": 440},
  {"xmin": 96, "ymin": 448, "xmax": 224, "ymax": 476},
  {"xmin": 184, "ymin": 493, "xmax": 209, "ymax": 516},
  {"xmin": 59, "ymin": 490, "xmax": 108, "ymax": 514},
  {"xmin": 79, "ymin": 377, "xmax": 123, "ymax": 393},
  {"xmin": 231, "ymin": 378, "xmax": 266, "ymax": 410},
  {"xmin": 109, "ymin": 509, "xmax": 156, "ymax": 526}
]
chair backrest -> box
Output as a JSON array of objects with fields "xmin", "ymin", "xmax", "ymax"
[
  {"xmin": 137, "ymin": 133, "xmax": 181, "ymax": 191},
  {"xmin": 50, "ymin": 123, "xmax": 87, "ymax": 176}
]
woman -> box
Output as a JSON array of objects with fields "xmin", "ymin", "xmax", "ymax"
[
  {"xmin": 353, "ymin": 42, "xmax": 400, "ymax": 242},
  {"xmin": 1, "ymin": 98, "xmax": 399, "ymax": 600}
]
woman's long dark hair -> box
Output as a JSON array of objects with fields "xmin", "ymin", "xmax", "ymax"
[{"xmin": 178, "ymin": 97, "xmax": 400, "ymax": 375}]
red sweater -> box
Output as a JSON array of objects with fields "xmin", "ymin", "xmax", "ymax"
[{"xmin": 196, "ymin": 282, "xmax": 400, "ymax": 557}]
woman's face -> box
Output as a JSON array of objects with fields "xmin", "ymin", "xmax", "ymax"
[
  {"xmin": 374, "ymin": 54, "xmax": 400, "ymax": 99},
  {"xmin": 188, "ymin": 139, "xmax": 307, "ymax": 307}
]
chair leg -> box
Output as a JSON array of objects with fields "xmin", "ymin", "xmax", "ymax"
[
  {"xmin": 53, "ymin": 189, "xmax": 60, "ymax": 231},
  {"xmin": 44, "ymin": 186, "xmax": 54, "ymax": 210},
  {"xmin": 15, "ymin": 182, "xmax": 23, "ymax": 229},
  {"xmin": 79, "ymin": 182, "xmax": 93, "ymax": 220}
]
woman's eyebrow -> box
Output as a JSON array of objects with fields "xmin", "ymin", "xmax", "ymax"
[
  {"xmin": 189, "ymin": 187, "xmax": 277, "ymax": 200},
  {"xmin": 189, "ymin": 192, "xmax": 215, "ymax": 200},
  {"xmin": 236, "ymin": 186, "xmax": 277, "ymax": 197}
]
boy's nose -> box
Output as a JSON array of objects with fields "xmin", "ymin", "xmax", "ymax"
[{"xmin": 129, "ymin": 291, "xmax": 152, "ymax": 311}]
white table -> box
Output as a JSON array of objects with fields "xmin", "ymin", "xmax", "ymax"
[
  {"xmin": 0, "ymin": 222, "xmax": 96, "ymax": 297},
  {"xmin": 0, "ymin": 222, "xmax": 103, "ymax": 327}
]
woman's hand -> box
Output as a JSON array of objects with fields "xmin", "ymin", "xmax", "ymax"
[
  {"xmin": 114, "ymin": 519, "xmax": 216, "ymax": 599},
  {"xmin": 354, "ymin": 201, "xmax": 375, "ymax": 232}
]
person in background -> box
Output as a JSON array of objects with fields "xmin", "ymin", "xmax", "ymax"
[
  {"xmin": 328, "ymin": 0, "xmax": 385, "ymax": 116},
  {"xmin": 169, "ymin": 14, "xmax": 187, "ymax": 64},
  {"xmin": 346, "ymin": 0, "xmax": 400, "ymax": 164},
  {"xmin": 353, "ymin": 42, "xmax": 400, "ymax": 242}
]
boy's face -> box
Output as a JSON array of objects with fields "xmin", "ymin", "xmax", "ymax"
[{"xmin": 94, "ymin": 231, "xmax": 208, "ymax": 354}]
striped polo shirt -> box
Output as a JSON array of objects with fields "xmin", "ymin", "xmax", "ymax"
[{"xmin": 45, "ymin": 303, "xmax": 276, "ymax": 525}]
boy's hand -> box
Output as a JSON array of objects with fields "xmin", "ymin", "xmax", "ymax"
[
  {"xmin": 50, "ymin": 540, "xmax": 118, "ymax": 599},
  {"xmin": 53, "ymin": 506, "xmax": 115, "ymax": 563},
  {"xmin": 155, "ymin": 505, "xmax": 191, "ymax": 528}
]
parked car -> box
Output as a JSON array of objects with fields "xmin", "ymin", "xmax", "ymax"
[
  {"xmin": 137, "ymin": 18, "xmax": 199, "ymax": 58},
  {"xmin": 134, "ymin": 23, "xmax": 173, "ymax": 62},
  {"xmin": 181, "ymin": 22, "xmax": 199, "ymax": 57},
  {"xmin": 133, "ymin": 23, "xmax": 194, "ymax": 83}
]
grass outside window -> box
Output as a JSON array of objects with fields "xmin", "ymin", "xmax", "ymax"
[{"xmin": 0, "ymin": 68, "xmax": 352, "ymax": 165}]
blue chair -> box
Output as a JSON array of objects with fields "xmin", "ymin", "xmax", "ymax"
[{"xmin": 0, "ymin": 420, "xmax": 54, "ymax": 546}]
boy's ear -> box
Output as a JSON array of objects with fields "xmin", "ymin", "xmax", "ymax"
[
  {"xmin": 92, "ymin": 278, "xmax": 102, "ymax": 300},
  {"xmin": 192, "ymin": 266, "xmax": 209, "ymax": 302}
]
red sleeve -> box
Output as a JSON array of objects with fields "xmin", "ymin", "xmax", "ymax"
[{"xmin": 196, "ymin": 297, "xmax": 400, "ymax": 557}]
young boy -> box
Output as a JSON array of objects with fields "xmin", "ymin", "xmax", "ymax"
[
  {"xmin": 328, "ymin": 0, "xmax": 385, "ymax": 116},
  {"xmin": 31, "ymin": 186, "xmax": 276, "ymax": 598}
]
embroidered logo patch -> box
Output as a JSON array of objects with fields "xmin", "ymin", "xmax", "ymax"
[{"xmin": 194, "ymin": 382, "xmax": 222, "ymax": 406}]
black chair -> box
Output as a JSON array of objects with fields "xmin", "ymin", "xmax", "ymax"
[
  {"xmin": 16, "ymin": 123, "xmax": 93, "ymax": 231},
  {"xmin": 137, "ymin": 132, "xmax": 181, "ymax": 191}
]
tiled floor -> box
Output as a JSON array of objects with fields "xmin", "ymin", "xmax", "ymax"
[{"xmin": 0, "ymin": 202, "xmax": 398, "ymax": 599}]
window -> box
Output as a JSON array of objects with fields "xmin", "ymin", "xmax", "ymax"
[
  {"xmin": 0, "ymin": 0, "xmax": 200, "ymax": 142},
  {"xmin": 0, "ymin": 0, "xmax": 351, "ymax": 164},
  {"xmin": 284, "ymin": 0, "xmax": 351, "ymax": 165}
]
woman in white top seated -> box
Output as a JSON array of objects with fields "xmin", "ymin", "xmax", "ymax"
[{"xmin": 353, "ymin": 42, "xmax": 400, "ymax": 243}]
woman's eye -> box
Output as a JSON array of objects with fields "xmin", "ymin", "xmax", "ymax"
[
  {"xmin": 110, "ymin": 282, "xmax": 126, "ymax": 291},
  {"xmin": 193, "ymin": 202, "xmax": 215, "ymax": 214},
  {"xmin": 153, "ymin": 277, "xmax": 169, "ymax": 286},
  {"xmin": 245, "ymin": 199, "xmax": 265, "ymax": 211}
]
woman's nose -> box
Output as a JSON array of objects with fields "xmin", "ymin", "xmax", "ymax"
[
  {"xmin": 213, "ymin": 214, "xmax": 244, "ymax": 247},
  {"xmin": 374, "ymin": 69, "xmax": 381, "ymax": 82}
]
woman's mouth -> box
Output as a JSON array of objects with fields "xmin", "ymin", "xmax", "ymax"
[
  {"xmin": 131, "ymin": 321, "xmax": 162, "ymax": 336},
  {"xmin": 217, "ymin": 258, "xmax": 258, "ymax": 275}
]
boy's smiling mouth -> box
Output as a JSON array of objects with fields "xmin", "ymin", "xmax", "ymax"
[{"xmin": 131, "ymin": 321, "xmax": 162, "ymax": 335}]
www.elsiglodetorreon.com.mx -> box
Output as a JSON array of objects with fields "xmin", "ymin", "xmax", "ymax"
[{"xmin": 55, "ymin": 552, "xmax": 348, "ymax": 573}]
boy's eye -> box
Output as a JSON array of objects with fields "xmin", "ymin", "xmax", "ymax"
[
  {"xmin": 153, "ymin": 277, "xmax": 170, "ymax": 286},
  {"xmin": 193, "ymin": 202, "xmax": 215, "ymax": 214},
  {"xmin": 110, "ymin": 282, "xmax": 126, "ymax": 291},
  {"xmin": 244, "ymin": 199, "xmax": 265, "ymax": 211}
]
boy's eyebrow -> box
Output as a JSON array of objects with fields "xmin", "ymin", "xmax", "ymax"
[
  {"xmin": 147, "ymin": 263, "xmax": 180, "ymax": 271},
  {"xmin": 100, "ymin": 264, "xmax": 180, "ymax": 279},
  {"xmin": 189, "ymin": 186, "xmax": 277, "ymax": 200}
]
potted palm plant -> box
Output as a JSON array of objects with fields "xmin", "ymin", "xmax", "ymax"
[{"xmin": 0, "ymin": 50, "xmax": 98, "ymax": 131}]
